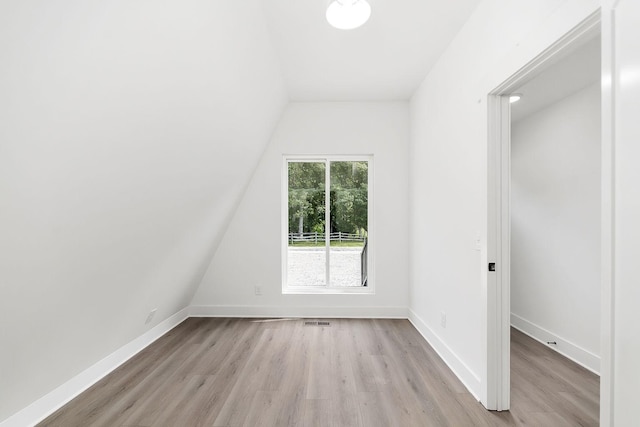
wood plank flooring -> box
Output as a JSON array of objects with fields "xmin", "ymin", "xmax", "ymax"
[{"xmin": 38, "ymin": 319, "xmax": 599, "ymax": 426}]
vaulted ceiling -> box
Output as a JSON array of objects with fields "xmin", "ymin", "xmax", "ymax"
[
  {"xmin": 0, "ymin": 0, "xmax": 483, "ymax": 421},
  {"xmin": 264, "ymin": 0, "xmax": 482, "ymax": 100}
]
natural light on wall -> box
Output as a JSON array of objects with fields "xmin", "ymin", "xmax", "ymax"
[{"xmin": 326, "ymin": 0, "xmax": 371, "ymax": 30}]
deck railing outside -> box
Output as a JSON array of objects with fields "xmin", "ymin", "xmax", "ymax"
[{"xmin": 360, "ymin": 238, "xmax": 368, "ymax": 287}]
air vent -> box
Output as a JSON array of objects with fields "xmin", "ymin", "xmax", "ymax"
[{"xmin": 304, "ymin": 321, "xmax": 331, "ymax": 326}]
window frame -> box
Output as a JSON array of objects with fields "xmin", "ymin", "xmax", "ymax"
[{"xmin": 282, "ymin": 155, "xmax": 374, "ymax": 295}]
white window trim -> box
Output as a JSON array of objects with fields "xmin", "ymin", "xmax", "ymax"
[{"xmin": 282, "ymin": 155, "xmax": 374, "ymax": 295}]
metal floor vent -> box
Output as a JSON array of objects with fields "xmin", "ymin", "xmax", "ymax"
[{"xmin": 304, "ymin": 321, "xmax": 331, "ymax": 326}]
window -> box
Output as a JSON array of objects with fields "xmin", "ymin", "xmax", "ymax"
[{"xmin": 282, "ymin": 156, "xmax": 372, "ymax": 294}]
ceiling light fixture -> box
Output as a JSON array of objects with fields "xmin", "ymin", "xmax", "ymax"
[
  {"xmin": 326, "ymin": 0, "xmax": 371, "ymax": 30},
  {"xmin": 509, "ymin": 94, "xmax": 522, "ymax": 103}
]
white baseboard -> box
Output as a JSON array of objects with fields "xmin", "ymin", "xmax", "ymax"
[
  {"xmin": 0, "ymin": 307, "xmax": 190, "ymax": 427},
  {"xmin": 511, "ymin": 313, "xmax": 600, "ymax": 375},
  {"xmin": 190, "ymin": 305, "xmax": 408, "ymax": 318},
  {"xmin": 408, "ymin": 309, "xmax": 482, "ymax": 400}
]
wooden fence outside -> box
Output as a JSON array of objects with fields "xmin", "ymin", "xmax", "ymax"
[{"xmin": 288, "ymin": 232, "xmax": 366, "ymax": 245}]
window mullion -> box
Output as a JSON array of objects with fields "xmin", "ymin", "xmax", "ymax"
[{"xmin": 325, "ymin": 159, "xmax": 331, "ymax": 287}]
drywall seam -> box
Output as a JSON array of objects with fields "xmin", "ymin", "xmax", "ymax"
[
  {"xmin": 408, "ymin": 309, "xmax": 482, "ymax": 400},
  {"xmin": 511, "ymin": 313, "xmax": 600, "ymax": 375},
  {"xmin": 0, "ymin": 307, "xmax": 190, "ymax": 427}
]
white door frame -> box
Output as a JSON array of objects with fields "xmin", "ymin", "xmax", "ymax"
[
  {"xmin": 485, "ymin": 11, "xmax": 602, "ymax": 412},
  {"xmin": 599, "ymin": 4, "xmax": 615, "ymax": 425}
]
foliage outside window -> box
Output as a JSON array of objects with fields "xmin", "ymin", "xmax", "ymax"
[{"xmin": 283, "ymin": 156, "xmax": 372, "ymax": 293}]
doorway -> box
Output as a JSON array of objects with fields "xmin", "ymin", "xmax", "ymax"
[
  {"xmin": 508, "ymin": 34, "xmax": 601, "ymax": 423},
  {"xmin": 486, "ymin": 11, "xmax": 601, "ymax": 412}
]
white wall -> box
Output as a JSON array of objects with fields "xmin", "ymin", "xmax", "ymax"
[
  {"xmin": 409, "ymin": 0, "xmax": 599, "ymax": 402},
  {"xmin": 0, "ymin": 0, "xmax": 287, "ymax": 421},
  {"xmin": 191, "ymin": 102, "xmax": 410, "ymax": 316},
  {"xmin": 510, "ymin": 83, "xmax": 601, "ymax": 373}
]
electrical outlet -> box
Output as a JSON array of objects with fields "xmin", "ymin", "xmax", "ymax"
[
  {"xmin": 254, "ymin": 285, "xmax": 262, "ymax": 296},
  {"xmin": 145, "ymin": 309, "xmax": 157, "ymax": 325},
  {"xmin": 440, "ymin": 311, "xmax": 447, "ymax": 328}
]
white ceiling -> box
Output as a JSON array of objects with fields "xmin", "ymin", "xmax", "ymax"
[
  {"xmin": 263, "ymin": 0, "xmax": 482, "ymax": 101},
  {"xmin": 511, "ymin": 35, "xmax": 601, "ymax": 122}
]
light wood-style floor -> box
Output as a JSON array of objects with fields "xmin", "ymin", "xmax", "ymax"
[{"xmin": 39, "ymin": 318, "xmax": 599, "ymax": 426}]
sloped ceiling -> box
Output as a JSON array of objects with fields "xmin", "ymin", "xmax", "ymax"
[
  {"xmin": 0, "ymin": 0, "xmax": 286, "ymax": 420},
  {"xmin": 264, "ymin": 0, "xmax": 482, "ymax": 100},
  {"xmin": 0, "ymin": 0, "xmax": 486, "ymax": 421}
]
